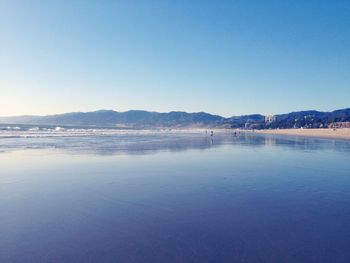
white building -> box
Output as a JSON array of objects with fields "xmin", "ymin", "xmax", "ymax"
[{"xmin": 265, "ymin": 115, "xmax": 276, "ymax": 123}]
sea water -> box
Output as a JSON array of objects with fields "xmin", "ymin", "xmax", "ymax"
[{"xmin": 1, "ymin": 132, "xmax": 350, "ymax": 262}]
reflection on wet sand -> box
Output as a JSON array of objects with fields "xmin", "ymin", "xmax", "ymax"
[
  {"xmin": 0, "ymin": 132, "xmax": 350, "ymax": 156},
  {"xmin": 1, "ymin": 131, "xmax": 350, "ymax": 263}
]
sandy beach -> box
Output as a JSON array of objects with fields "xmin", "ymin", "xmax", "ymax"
[{"xmin": 255, "ymin": 128, "xmax": 350, "ymax": 140}]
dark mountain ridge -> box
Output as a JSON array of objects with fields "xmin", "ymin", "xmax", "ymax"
[
  {"xmin": 0, "ymin": 110, "xmax": 225, "ymax": 128},
  {"xmin": 0, "ymin": 108, "xmax": 349, "ymax": 129}
]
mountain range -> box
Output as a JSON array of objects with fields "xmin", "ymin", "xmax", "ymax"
[{"xmin": 0, "ymin": 108, "xmax": 349, "ymax": 129}]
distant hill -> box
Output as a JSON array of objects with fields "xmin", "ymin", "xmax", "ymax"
[
  {"xmin": 0, "ymin": 110, "xmax": 224, "ymax": 128},
  {"xmin": 0, "ymin": 108, "xmax": 349, "ymax": 129},
  {"xmin": 265, "ymin": 109, "xmax": 350, "ymax": 129}
]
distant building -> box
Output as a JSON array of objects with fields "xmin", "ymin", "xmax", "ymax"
[
  {"xmin": 265, "ymin": 115, "xmax": 276, "ymax": 123},
  {"xmin": 328, "ymin": 122, "xmax": 350, "ymax": 128}
]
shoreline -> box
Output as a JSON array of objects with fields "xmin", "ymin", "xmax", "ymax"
[{"xmin": 253, "ymin": 128, "xmax": 350, "ymax": 140}]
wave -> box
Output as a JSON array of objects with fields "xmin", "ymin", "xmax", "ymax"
[{"xmin": 0, "ymin": 128, "xmax": 210, "ymax": 139}]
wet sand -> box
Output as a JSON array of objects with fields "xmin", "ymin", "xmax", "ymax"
[{"xmin": 255, "ymin": 128, "xmax": 350, "ymax": 140}]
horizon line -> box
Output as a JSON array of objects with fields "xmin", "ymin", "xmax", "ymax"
[{"xmin": 1, "ymin": 107, "xmax": 349, "ymax": 119}]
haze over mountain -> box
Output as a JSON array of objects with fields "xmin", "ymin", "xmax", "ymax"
[{"xmin": 0, "ymin": 108, "xmax": 349, "ymax": 129}]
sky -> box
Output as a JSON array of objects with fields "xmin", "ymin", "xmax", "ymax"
[{"xmin": 1, "ymin": 0, "xmax": 349, "ymax": 117}]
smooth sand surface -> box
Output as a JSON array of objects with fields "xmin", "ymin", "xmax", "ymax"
[{"xmin": 255, "ymin": 128, "xmax": 350, "ymax": 140}]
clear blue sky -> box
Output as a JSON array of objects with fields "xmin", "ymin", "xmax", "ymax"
[{"xmin": 1, "ymin": 0, "xmax": 349, "ymax": 117}]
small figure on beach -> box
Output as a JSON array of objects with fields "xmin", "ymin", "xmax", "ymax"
[{"xmin": 211, "ymin": 131, "xmax": 214, "ymax": 137}]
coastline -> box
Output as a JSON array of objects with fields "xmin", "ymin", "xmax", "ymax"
[{"xmin": 253, "ymin": 128, "xmax": 350, "ymax": 140}]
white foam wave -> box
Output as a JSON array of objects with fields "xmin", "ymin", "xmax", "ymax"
[{"xmin": 0, "ymin": 128, "xmax": 213, "ymax": 138}]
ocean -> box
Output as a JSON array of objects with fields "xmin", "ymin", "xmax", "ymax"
[{"xmin": 1, "ymin": 130, "xmax": 350, "ymax": 262}]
